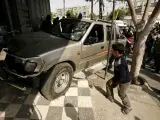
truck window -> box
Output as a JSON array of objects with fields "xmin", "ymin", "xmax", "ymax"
[
  {"xmin": 84, "ymin": 24, "xmax": 104, "ymax": 45},
  {"xmin": 106, "ymin": 26, "xmax": 124, "ymax": 41}
]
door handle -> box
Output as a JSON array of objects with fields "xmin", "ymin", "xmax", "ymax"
[{"xmin": 101, "ymin": 46, "xmax": 104, "ymax": 49}]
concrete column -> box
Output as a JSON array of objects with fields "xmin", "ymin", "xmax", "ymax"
[
  {"xmin": 4, "ymin": 0, "xmax": 13, "ymax": 31},
  {"xmin": 45, "ymin": 0, "xmax": 50, "ymax": 15},
  {"xmin": 35, "ymin": 0, "xmax": 40, "ymax": 20},
  {"xmin": 39, "ymin": 0, "xmax": 43, "ymax": 18},
  {"xmin": 45, "ymin": 0, "xmax": 48, "ymax": 14},
  {"xmin": 43, "ymin": 0, "xmax": 47, "ymax": 16},
  {"xmin": 29, "ymin": 0, "xmax": 38, "ymax": 31},
  {"xmin": 48, "ymin": 0, "xmax": 51, "ymax": 14}
]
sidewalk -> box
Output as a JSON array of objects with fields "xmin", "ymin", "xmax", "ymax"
[
  {"xmin": 140, "ymin": 67, "xmax": 160, "ymax": 91},
  {"xmin": 86, "ymin": 69, "xmax": 160, "ymax": 120},
  {"xmin": 127, "ymin": 58, "xmax": 160, "ymax": 91},
  {"xmin": 0, "ymin": 73, "xmax": 94, "ymax": 120}
]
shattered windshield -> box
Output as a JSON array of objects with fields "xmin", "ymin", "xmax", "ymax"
[{"xmin": 52, "ymin": 19, "xmax": 91, "ymax": 41}]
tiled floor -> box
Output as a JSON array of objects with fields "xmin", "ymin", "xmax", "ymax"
[{"xmin": 0, "ymin": 78, "xmax": 94, "ymax": 120}]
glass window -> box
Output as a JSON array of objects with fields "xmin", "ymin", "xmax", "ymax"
[
  {"xmin": 84, "ymin": 24, "xmax": 104, "ymax": 45},
  {"xmin": 52, "ymin": 19, "xmax": 90, "ymax": 41},
  {"xmin": 71, "ymin": 21, "xmax": 91, "ymax": 41}
]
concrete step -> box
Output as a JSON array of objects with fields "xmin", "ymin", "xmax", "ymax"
[{"xmin": 74, "ymin": 60, "xmax": 107, "ymax": 79}]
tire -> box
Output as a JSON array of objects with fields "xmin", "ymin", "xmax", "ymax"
[{"xmin": 41, "ymin": 63, "xmax": 73, "ymax": 100}]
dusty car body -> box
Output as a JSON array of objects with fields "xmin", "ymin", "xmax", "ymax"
[{"xmin": 1, "ymin": 18, "xmax": 127, "ymax": 100}]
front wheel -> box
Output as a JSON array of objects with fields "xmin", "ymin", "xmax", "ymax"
[{"xmin": 41, "ymin": 63, "xmax": 73, "ymax": 100}]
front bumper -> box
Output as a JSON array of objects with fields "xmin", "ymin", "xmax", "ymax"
[
  {"xmin": 4, "ymin": 53, "xmax": 45, "ymax": 79},
  {"xmin": 0, "ymin": 65, "xmax": 41, "ymax": 89},
  {"xmin": 4, "ymin": 67, "xmax": 42, "ymax": 78}
]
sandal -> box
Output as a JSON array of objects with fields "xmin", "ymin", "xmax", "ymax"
[{"xmin": 121, "ymin": 107, "xmax": 132, "ymax": 115}]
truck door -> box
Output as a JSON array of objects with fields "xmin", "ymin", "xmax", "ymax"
[
  {"xmin": 79, "ymin": 24, "xmax": 107, "ymax": 69},
  {"xmin": 106, "ymin": 25, "xmax": 115, "ymax": 53}
]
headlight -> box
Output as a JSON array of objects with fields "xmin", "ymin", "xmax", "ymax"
[{"xmin": 24, "ymin": 61, "xmax": 37, "ymax": 73}]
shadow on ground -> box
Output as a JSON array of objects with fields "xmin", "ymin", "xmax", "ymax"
[
  {"xmin": 134, "ymin": 116, "xmax": 141, "ymax": 120},
  {"xmin": 142, "ymin": 84, "xmax": 160, "ymax": 103},
  {"xmin": 94, "ymin": 86, "xmax": 123, "ymax": 108},
  {"xmin": 140, "ymin": 68, "xmax": 160, "ymax": 83},
  {"xmin": 151, "ymin": 87, "xmax": 160, "ymax": 95},
  {"xmin": 127, "ymin": 58, "xmax": 160, "ymax": 83},
  {"xmin": 0, "ymin": 81, "xmax": 40, "ymax": 119},
  {"xmin": 65, "ymin": 103, "xmax": 79, "ymax": 120}
]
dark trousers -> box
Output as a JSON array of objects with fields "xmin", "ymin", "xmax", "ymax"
[{"xmin": 106, "ymin": 79, "xmax": 131, "ymax": 109}]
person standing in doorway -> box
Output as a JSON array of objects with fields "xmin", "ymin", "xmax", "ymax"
[
  {"xmin": 106, "ymin": 43, "xmax": 132, "ymax": 115},
  {"xmin": 40, "ymin": 15, "xmax": 52, "ymax": 33}
]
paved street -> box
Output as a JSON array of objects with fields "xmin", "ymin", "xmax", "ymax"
[
  {"xmin": 127, "ymin": 57, "xmax": 160, "ymax": 91},
  {"xmin": 0, "ymin": 75, "xmax": 94, "ymax": 120},
  {"xmin": 1, "ymin": 0, "xmax": 160, "ymax": 120},
  {"xmin": 87, "ymin": 69, "xmax": 160, "ymax": 120},
  {"xmin": 140, "ymin": 67, "xmax": 160, "ymax": 91},
  {"xmin": 0, "ymin": 60, "xmax": 160, "ymax": 120}
]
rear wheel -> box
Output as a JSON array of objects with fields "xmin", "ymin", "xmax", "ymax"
[{"xmin": 41, "ymin": 63, "xmax": 73, "ymax": 100}]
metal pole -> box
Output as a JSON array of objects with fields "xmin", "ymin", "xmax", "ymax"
[
  {"xmin": 63, "ymin": 0, "xmax": 65, "ymax": 16},
  {"xmin": 105, "ymin": 0, "xmax": 116, "ymax": 80},
  {"xmin": 5, "ymin": 0, "xmax": 14, "ymax": 32},
  {"xmin": 99, "ymin": 0, "xmax": 103, "ymax": 19},
  {"xmin": 91, "ymin": 0, "xmax": 93, "ymax": 20}
]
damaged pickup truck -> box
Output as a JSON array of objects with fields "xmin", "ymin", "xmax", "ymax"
[{"xmin": 0, "ymin": 18, "xmax": 126, "ymax": 100}]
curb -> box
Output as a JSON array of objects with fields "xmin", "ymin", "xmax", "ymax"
[{"xmin": 139, "ymin": 75, "xmax": 160, "ymax": 107}]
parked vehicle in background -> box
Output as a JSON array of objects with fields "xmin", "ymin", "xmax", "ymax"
[
  {"xmin": 115, "ymin": 20, "xmax": 127, "ymax": 30},
  {"xmin": 0, "ymin": 18, "xmax": 127, "ymax": 100}
]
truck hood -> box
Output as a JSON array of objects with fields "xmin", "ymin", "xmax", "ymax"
[{"xmin": 7, "ymin": 32, "xmax": 75, "ymax": 58}]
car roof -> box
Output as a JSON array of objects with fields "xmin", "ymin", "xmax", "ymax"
[
  {"xmin": 62, "ymin": 18, "xmax": 93, "ymax": 23},
  {"xmin": 63, "ymin": 18, "xmax": 112, "ymax": 25}
]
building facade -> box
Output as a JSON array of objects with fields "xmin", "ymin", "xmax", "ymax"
[
  {"xmin": 0, "ymin": 0, "xmax": 51, "ymax": 33},
  {"xmin": 124, "ymin": 0, "xmax": 159, "ymax": 26},
  {"xmin": 56, "ymin": 6, "xmax": 90, "ymax": 18}
]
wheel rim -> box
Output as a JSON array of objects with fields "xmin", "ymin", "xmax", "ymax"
[{"xmin": 54, "ymin": 71, "xmax": 70, "ymax": 93}]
